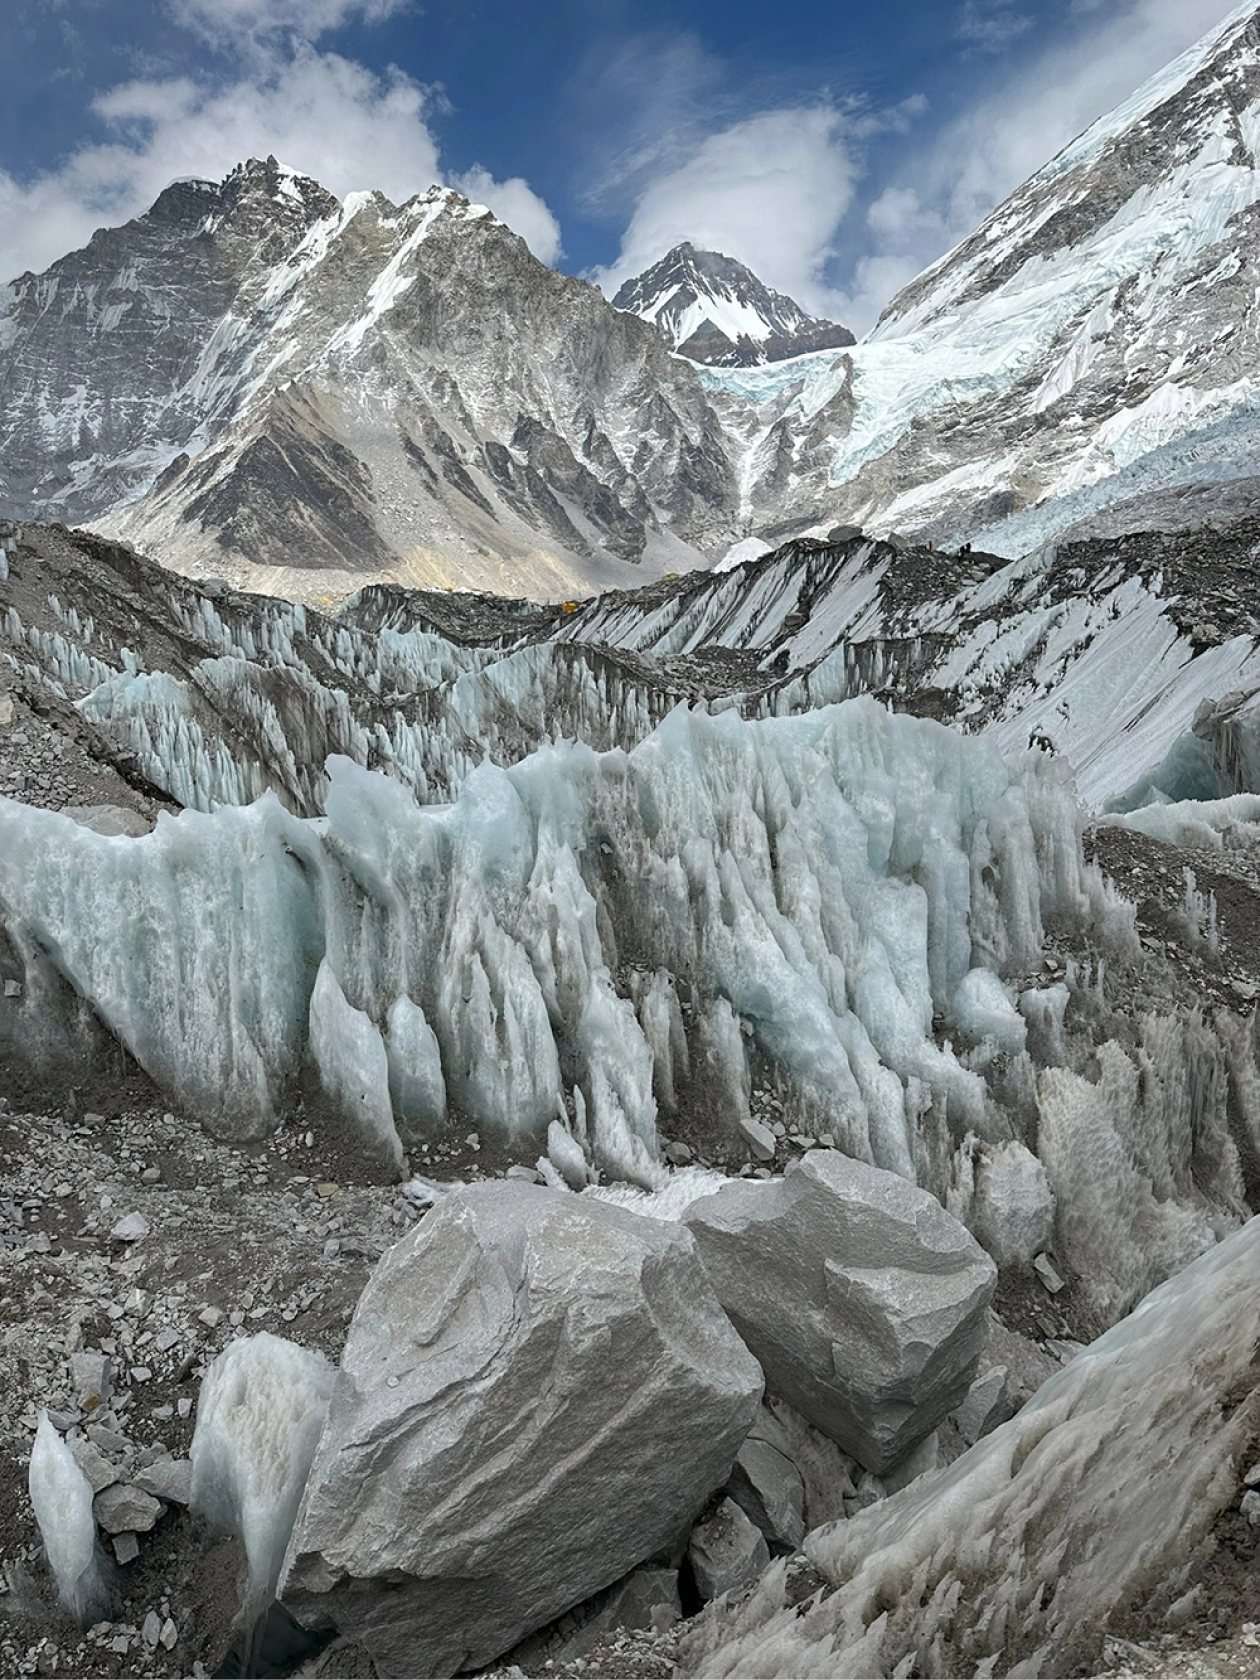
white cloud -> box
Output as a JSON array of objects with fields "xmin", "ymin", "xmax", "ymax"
[
  {"xmin": 0, "ymin": 7, "xmax": 561, "ymax": 282},
  {"xmin": 957, "ymin": 0, "xmax": 1034, "ymax": 52},
  {"xmin": 167, "ymin": 0, "xmax": 410, "ymax": 48},
  {"xmin": 591, "ymin": 105, "xmax": 861, "ymax": 319}
]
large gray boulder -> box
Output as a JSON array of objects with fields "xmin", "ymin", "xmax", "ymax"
[
  {"xmin": 682, "ymin": 1151, "xmax": 997, "ymax": 1472},
  {"xmin": 281, "ymin": 1181, "xmax": 763, "ymax": 1677}
]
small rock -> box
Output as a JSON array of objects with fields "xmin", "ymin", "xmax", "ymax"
[
  {"xmin": 177, "ymin": 1397, "xmax": 193, "ymax": 1419},
  {"xmin": 141, "ymin": 1167, "xmax": 162, "ymax": 1184},
  {"xmin": 1033, "ymin": 1253, "xmax": 1065, "ymax": 1294},
  {"xmin": 315, "ymin": 1183, "xmax": 340, "ymax": 1199},
  {"xmin": 130, "ymin": 1367, "xmax": 153, "ymax": 1383},
  {"xmin": 110, "ymin": 1213, "xmax": 150, "ymax": 1243},
  {"xmin": 94, "ymin": 1483, "xmax": 162, "ymax": 1535},
  {"xmin": 687, "ymin": 1498, "xmax": 770, "ymax": 1601},
  {"xmin": 663, "ymin": 1139, "xmax": 693, "ymax": 1166},
  {"xmin": 160, "ymin": 1618, "xmax": 178, "ymax": 1651},
  {"xmin": 71, "ymin": 1351, "xmax": 113, "ymax": 1412},
  {"xmin": 505, "ymin": 1164, "xmax": 541, "ymax": 1183},
  {"xmin": 113, "ymin": 1532, "xmax": 140, "ymax": 1566},
  {"xmin": 198, "ymin": 1306, "xmax": 223, "ymax": 1329},
  {"xmin": 67, "ymin": 1437, "xmax": 120, "ymax": 1494},
  {"xmin": 134, "ymin": 1458, "xmax": 192, "ymax": 1504},
  {"xmin": 737, "ymin": 1115, "xmax": 776, "ymax": 1163},
  {"xmin": 142, "ymin": 1610, "xmax": 163, "ymax": 1648},
  {"xmin": 1243, "ymin": 1460, "xmax": 1260, "ymax": 1487},
  {"xmin": 954, "ymin": 1364, "xmax": 1010, "ymax": 1446},
  {"xmin": 1242, "ymin": 1489, "xmax": 1260, "ymax": 1527},
  {"xmin": 3, "ymin": 979, "xmax": 20, "ymax": 998}
]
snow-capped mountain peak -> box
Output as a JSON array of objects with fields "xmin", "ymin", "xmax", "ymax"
[{"xmin": 612, "ymin": 242, "xmax": 854, "ymax": 366}]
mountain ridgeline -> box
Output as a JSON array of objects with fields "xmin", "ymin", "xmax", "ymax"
[{"xmin": 4, "ymin": 7, "xmax": 1260, "ymax": 594}]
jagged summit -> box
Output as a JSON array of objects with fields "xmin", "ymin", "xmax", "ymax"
[
  {"xmin": 612, "ymin": 242, "xmax": 855, "ymax": 366},
  {"xmin": 0, "ymin": 159, "xmax": 741, "ymax": 598}
]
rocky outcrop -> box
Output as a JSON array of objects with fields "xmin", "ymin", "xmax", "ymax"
[
  {"xmin": 679, "ymin": 1216, "xmax": 1260, "ymax": 1679},
  {"xmin": 281, "ymin": 1182, "xmax": 763, "ymax": 1677},
  {"xmin": 0, "ymin": 165, "xmax": 743, "ymax": 598},
  {"xmin": 681, "ymin": 1152, "xmax": 997, "ymax": 1472}
]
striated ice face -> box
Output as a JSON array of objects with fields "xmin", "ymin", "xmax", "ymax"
[
  {"xmin": 0, "ymin": 696, "xmax": 1090, "ymax": 1185},
  {"xmin": 190, "ymin": 1333, "xmax": 336, "ymax": 1610}
]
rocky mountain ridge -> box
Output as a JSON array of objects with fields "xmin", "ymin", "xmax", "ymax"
[
  {"xmin": 0, "ymin": 159, "xmax": 745, "ymax": 601},
  {"xmin": 611, "ymin": 242, "xmax": 855, "ymax": 367}
]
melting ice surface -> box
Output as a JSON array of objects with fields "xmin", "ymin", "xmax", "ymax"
[
  {"xmin": 3, "ymin": 694, "xmax": 1253, "ymax": 1320},
  {"xmin": 1, "ymin": 697, "xmax": 1087, "ymax": 1175}
]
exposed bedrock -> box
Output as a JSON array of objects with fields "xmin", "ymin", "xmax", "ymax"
[
  {"xmin": 679, "ymin": 1214, "xmax": 1260, "ymax": 1679},
  {"xmin": 280, "ymin": 1180, "xmax": 763, "ymax": 1677},
  {"xmin": 681, "ymin": 1151, "xmax": 997, "ymax": 1473}
]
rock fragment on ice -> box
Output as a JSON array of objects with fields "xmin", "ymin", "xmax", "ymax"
[
  {"xmin": 687, "ymin": 1499, "xmax": 770, "ymax": 1602},
  {"xmin": 28, "ymin": 1413, "xmax": 112, "ymax": 1625},
  {"xmin": 281, "ymin": 1181, "xmax": 763, "ymax": 1676},
  {"xmin": 725, "ymin": 1437, "xmax": 806, "ymax": 1551},
  {"xmin": 952, "ymin": 1363, "xmax": 1011, "ymax": 1446},
  {"xmin": 191, "ymin": 1332, "xmax": 335, "ymax": 1608},
  {"xmin": 94, "ymin": 1483, "xmax": 161, "ymax": 1535},
  {"xmin": 738, "ymin": 1115, "xmax": 776, "ymax": 1162},
  {"xmin": 968, "ymin": 1140, "xmax": 1055, "ymax": 1268},
  {"xmin": 682, "ymin": 1150, "xmax": 997, "ymax": 1472},
  {"xmin": 678, "ymin": 1216, "xmax": 1260, "ymax": 1679}
]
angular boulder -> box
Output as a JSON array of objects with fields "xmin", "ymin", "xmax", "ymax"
[
  {"xmin": 682, "ymin": 1151, "xmax": 997, "ymax": 1472},
  {"xmin": 679, "ymin": 1217, "xmax": 1260, "ymax": 1680},
  {"xmin": 281, "ymin": 1181, "xmax": 763, "ymax": 1677}
]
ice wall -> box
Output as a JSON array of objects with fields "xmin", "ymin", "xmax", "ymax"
[{"xmin": 0, "ymin": 697, "xmax": 1092, "ymax": 1193}]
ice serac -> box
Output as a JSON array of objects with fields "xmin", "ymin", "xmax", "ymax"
[
  {"xmin": 280, "ymin": 1181, "xmax": 763, "ymax": 1677},
  {"xmin": 678, "ymin": 1216, "xmax": 1260, "ymax": 1680},
  {"xmin": 682, "ymin": 1152, "xmax": 997, "ymax": 1474},
  {"xmin": 191, "ymin": 1333, "xmax": 336, "ymax": 1610},
  {"xmin": 0, "ymin": 696, "xmax": 1093, "ymax": 1184},
  {"xmin": 28, "ymin": 1413, "xmax": 112, "ymax": 1626}
]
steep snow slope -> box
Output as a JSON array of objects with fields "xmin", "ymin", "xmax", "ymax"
[
  {"xmin": 0, "ymin": 161, "xmax": 742, "ymax": 599},
  {"xmin": 709, "ymin": 2, "xmax": 1260, "ymax": 553},
  {"xmin": 612, "ymin": 244, "xmax": 854, "ymax": 367}
]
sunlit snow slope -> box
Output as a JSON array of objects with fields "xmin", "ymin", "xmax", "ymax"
[{"xmin": 710, "ymin": 1, "xmax": 1260, "ymax": 554}]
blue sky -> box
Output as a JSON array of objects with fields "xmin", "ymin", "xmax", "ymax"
[{"xmin": 0, "ymin": 0, "xmax": 1241, "ymax": 329}]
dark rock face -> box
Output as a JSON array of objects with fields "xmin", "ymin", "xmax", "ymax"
[
  {"xmin": 613, "ymin": 242, "xmax": 855, "ymax": 366},
  {"xmin": 0, "ymin": 168, "xmax": 744, "ymax": 592}
]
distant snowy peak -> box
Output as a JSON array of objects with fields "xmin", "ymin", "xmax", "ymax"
[{"xmin": 612, "ymin": 243, "xmax": 854, "ymax": 366}]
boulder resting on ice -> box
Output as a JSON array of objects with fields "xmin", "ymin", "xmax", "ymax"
[
  {"xmin": 281, "ymin": 1180, "xmax": 763, "ymax": 1677},
  {"xmin": 679, "ymin": 1216, "xmax": 1260, "ymax": 1679},
  {"xmin": 682, "ymin": 1150, "xmax": 997, "ymax": 1472}
]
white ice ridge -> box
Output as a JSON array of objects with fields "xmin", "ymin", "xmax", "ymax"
[
  {"xmin": 679, "ymin": 1214, "xmax": 1260, "ymax": 1680},
  {"xmin": 28, "ymin": 1413, "xmax": 112, "ymax": 1625},
  {"xmin": 0, "ymin": 697, "xmax": 1096, "ymax": 1191},
  {"xmin": 191, "ymin": 1333, "xmax": 335, "ymax": 1609}
]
